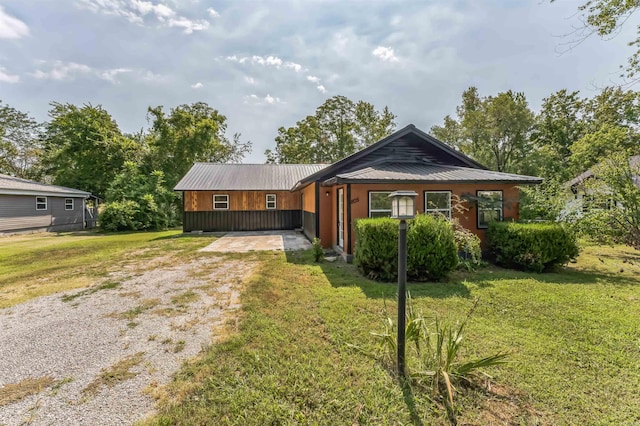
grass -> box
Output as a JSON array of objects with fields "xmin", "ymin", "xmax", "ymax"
[
  {"xmin": 83, "ymin": 352, "xmax": 145, "ymax": 396},
  {"xmin": 0, "ymin": 376, "xmax": 55, "ymax": 406},
  {"xmin": 145, "ymin": 245, "xmax": 640, "ymax": 425},
  {"xmin": 0, "ymin": 230, "xmax": 212, "ymax": 308}
]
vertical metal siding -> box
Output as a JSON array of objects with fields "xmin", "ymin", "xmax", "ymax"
[
  {"xmin": 183, "ymin": 210, "xmax": 302, "ymax": 232},
  {"xmin": 303, "ymin": 211, "xmax": 316, "ymax": 240}
]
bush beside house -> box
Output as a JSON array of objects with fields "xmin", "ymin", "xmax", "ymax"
[
  {"xmin": 354, "ymin": 215, "xmax": 458, "ymax": 282},
  {"xmin": 487, "ymin": 222, "xmax": 580, "ymax": 272}
]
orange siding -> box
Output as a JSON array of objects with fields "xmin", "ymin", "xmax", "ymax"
[
  {"xmin": 317, "ymin": 183, "xmax": 520, "ymax": 251},
  {"xmin": 183, "ymin": 191, "xmax": 300, "ymax": 211},
  {"xmin": 302, "ymin": 183, "xmax": 316, "ymax": 213}
]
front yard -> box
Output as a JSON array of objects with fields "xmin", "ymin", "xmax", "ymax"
[{"xmin": 1, "ymin": 232, "xmax": 639, "ymax": 424}]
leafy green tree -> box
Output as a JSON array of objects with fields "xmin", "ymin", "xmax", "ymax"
[
  {"xmin": 145, "ymin": 102, "xmax": 250, "ymax": 188},
  {"xmin": 432, "ymin": 88, "xmax": 535, "ymax": 173},
  {"xmin": 570, "ymin": 124, "xmax": 636, "ymax": 171},
  {"xmin": 555, "ymin": 0, "xmax": 640, "ymax": 80},
  {"xmin": 42, "ymin": 103, "xmax": 140, "ymax": 198},
  {"xmin": 0, "ymin": 101, "xmax": 43, "ymax": 179},
  {"xmin": 529, "ymin": 90, "xmax": 586, "ymax": 181},
  {"xmin": 100, "ymin": 161, "xmax": 179, "ymax": 231},
  {"xmin": 575, "ymin": 152, "xmax": 640, "ymax": 249},
  {"xmin": 265, "ymin": 95, "xmax": 396, "ymax": 164}
]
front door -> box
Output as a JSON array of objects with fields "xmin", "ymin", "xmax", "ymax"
[{"xmin": 337, "ymin": 188, "xmax": 344, "ymax": 248}]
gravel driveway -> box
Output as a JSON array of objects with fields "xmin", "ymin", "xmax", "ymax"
[{"xmin": 0, "ymin": 254, "xmax": 254, "ymax": 425}]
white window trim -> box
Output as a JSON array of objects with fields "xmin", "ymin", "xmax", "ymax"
[
  {"xmin": 36, "ymin": 196, "xmax": 47, "ymax": 211},
  {"xmin": 213, "ymin": 194, "xmax": 229, "ymax": 210},
  {"xmin": 477, "ymin": 190, "xmax": 503, "ymax": 229},
  {"xmin": 65, "ymin": 198, "xmax": 74, "ymax": 211},
  {"xmin": 266, "ymin": 194, "xmax": 277, "ymax": 210},
  {"xmin": 369, "ymin": 191, "xmax": 393, "ymax": 217},
  {"xmin": 424, "ymin": 191, "xmax": 452, "ymax": 219}
]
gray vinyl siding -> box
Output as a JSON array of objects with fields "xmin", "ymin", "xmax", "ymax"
[{"xmin": 0, "ymin": 195, "xmax": 84, "ymax": 232}]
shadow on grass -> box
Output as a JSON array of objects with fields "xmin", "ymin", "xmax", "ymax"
[
  {"xmin": 400, "ymin": 378, "xmax": 425, "ymax": 426},
  {"xmin": 284, "ymin": 250, "xmax": 472, "ymax": 299}
]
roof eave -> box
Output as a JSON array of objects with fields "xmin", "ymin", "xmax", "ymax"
[{"xmin": 326, "ymin": 177, "xmax": 543, "ymax": 185}]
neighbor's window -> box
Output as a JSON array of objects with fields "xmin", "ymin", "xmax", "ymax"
[
  {"xmin": 213, "ymin": 194, "xmax": 229, "ymax": 210},
  {"xmin": 424, "ymin": 191, "xmax": 451, "ymax": 219},
  {"xmin": 369, "ymin": 191, "xmax": 393, "ymax": 217},
  {"xmin": 36, "ymin": 196, "xmax": 47, "ymax": 211},
  {"xmin": 266, "ymin": 194, "xmax": 277, "ymax": 209},
  {"xmin": 65, "ymin": 198, "xmax": 74, "ymax": 210},
  {"xmin": 477, "ymin": 190, "xmax": 503, "ymax": 229}
]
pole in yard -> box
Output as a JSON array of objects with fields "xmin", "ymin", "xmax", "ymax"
[{"xmin": 397, "ymin": 218, "xmax": 408, "ymax": 377}]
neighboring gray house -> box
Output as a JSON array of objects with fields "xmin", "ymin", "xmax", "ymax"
[{"xmin": 0, "ymin": 174, "xmax": 92, "ymax": 234}]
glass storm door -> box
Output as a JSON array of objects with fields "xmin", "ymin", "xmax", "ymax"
[{"xmin": 338, "ymin": 188, "xmax": 344, "ymax": 248}]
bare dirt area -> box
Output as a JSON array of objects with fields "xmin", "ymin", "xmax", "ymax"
[{"xmin": 0, "ymin": 253, "xmax": 255, "ymax": 426}]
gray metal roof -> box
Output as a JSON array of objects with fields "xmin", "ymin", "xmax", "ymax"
[
  {"xmin": 566, "ymin": 155, "xmax": 640, "ymax": 188},
  {"xmin": 0, "ymin": 174, "xmax": 91, "ymax": 197},
  {"xmin": 174, "ymin": 163, "xmax": 329, "ymax": 191},
  {"xmin": 327, "ymin": 162, "xmax": 543, "ymax": 184}
]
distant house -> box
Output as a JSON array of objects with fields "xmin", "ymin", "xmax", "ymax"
[
  {"xmin": 175, "ymin": 124, "xmax": 542, "ymax": 257},
  {"xmin": 0, "ymin": 174, "xmax": 94, "ymax": 234},
  {"xmin": 564, "ymin": 155, "xmax": 640, "ymax": 215}
]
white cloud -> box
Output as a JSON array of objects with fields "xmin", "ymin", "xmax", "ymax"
[
  {"xmin": 31, "ymin": 61, "xmax": 93, "ymax": 81},
  {"xmin": 244, "ymin": 76, "xmax": 256, "ymax": 85},
  {"xmin": 316, "ymin": 85, "xmax": 326, "ymax": 93},
  {"xmin": 0, "ymin": 6, "xmax": 29, "ymax": 39},
  {"xmin": 78, "ymin": 0, "xmax": 208, "ymax": 33},
  {"xmin": 226, "ymin": 55, "xmax": 304, "ymax": 72},
  {"xmin": 99, "ymin": 67, "xmax": 132, "ymax": 83},
  {"xmin": 207, "ymin": 7, "xmax": 219, "ymax": 18},
  {"xmin": 245, "ymin": 93, "xmax": 282, "ymax": 106},
  {"xmin": 168, "ymin": 17, "xmax": 209, "ymax": 34},
  {"xmin": 0, "ymin": 67, "xmax": 20, "ymax": 83},
  {"xmin": 307, "ymin": 75, "xmax": 320, "ymax": 84},
  {"xmin": 372, "ymin": 46, "xmax": 399, "ymax": 62},
  {"xmin": 191, "ymin": 82, "xmax": 203, "ymax": 89}
]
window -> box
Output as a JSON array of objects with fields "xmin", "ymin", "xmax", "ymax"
[
  {"xmin": 213, "ymin": 194, "xmax": 229, "ymax": 210},
  {"xmin": 36, "ymin": 196, "xmax": 47, "ymax": 211},
  {"xmin": 477, "ymin": 190, "xmax": 503, "ymax": 229},
  {"xmin": 65, "ymin": 198, "xmax": 74, "ymax": 210},
  {"xmin": 424, "ymin": 191, "xmax": 451, "ymax": 219},
  {"xmin": 369, "ymin": 191, "xmax": 392, "ymax": 217},
  {"xmin": 266, "ymin": 194, "xmax": 277, "ymax": 209}
]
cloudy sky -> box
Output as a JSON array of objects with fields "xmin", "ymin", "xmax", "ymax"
[{"xmin": 0, "ymin": 0, "xmax": 635, "ymax": 162}]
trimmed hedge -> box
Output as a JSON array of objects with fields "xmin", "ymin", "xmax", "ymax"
[
  {"xmin": 487, "ymin": 222, "xmax": 580, "ymax": 272},
  {"xmin": 354, "ymin": 214, "xmax": 458, "ymax": 282}
]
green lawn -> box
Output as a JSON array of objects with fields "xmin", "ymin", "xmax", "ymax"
[
  {"xmin": 3, "ymin": 232, "xmax": 639, "ymax": 424},
  {"xmin": 146, "ymin": 244, "xmax": 640, "ymax": 425}
]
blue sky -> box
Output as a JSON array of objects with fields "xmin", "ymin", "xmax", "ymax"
[{"xmin": 0, "ymin": 0, "xmax": 635, "ymax": 162}]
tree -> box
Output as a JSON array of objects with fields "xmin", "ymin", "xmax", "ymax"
[
  {"xmin": 42, "ymin": 103, "xmax": 140, "ymax": 198},
  {"xmin": 0, "ymin": 101, "xmax": 43, "ymax": 179},
  {"xmin": 431, "ymin": 88, "xmax": 535, "ymax": 173},
  {"xmin": 100, "ymin": 161, "xmax": 178, "ymax": 231},
  {"xmin": 556, "ymin": 0, "xmax": 640, "ymax": 81},
  {"xmin": 265, "ymin": 95, "xmax": 396, "ymax": 164},
  {"xmin": 575, "ymin": 152, "xmax": 640, "ymax": 249},
  {"xmin": 570, "ymin": 124, "xmax": 637, "ymax": 171},
  {"xmin": 145, "ymin": 102, "xmax": 250, "ymax": 189}
]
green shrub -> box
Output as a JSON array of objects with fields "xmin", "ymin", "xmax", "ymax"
[
  {"xmin": 407, "ymin": 215, "xmax": 458, "ymax": 281},
  {"xmin": 453, "ymin": 224, "xmax": 484, "ymax": 270},
  {"xmin": 354, "ymin": 214, "xmax": 458, "ymax": 281},
  {"xmin": 100, "ymin": 200, "xmax": 140, "ymax": 232},
  {"xmin": 312, "ymin": 238, "xmax": 323, "ymax": 262},
  {"xmin": 487, "ymin": 221, "xmax": 580, "ymax": 272}
]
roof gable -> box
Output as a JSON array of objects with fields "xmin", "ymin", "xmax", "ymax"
[{"xmin": 292, "ymin": 124, "xmax": 487, "ymax": 189}]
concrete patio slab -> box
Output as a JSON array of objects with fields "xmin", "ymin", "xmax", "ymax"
[{"xmin": 199, "ymin": 230, "xmax": 312, "ymax": 253}]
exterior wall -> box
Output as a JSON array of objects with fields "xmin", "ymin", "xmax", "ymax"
[
  {"xmin": 183, "ymin": 210, "xmax": 301, "ymax": 232},
  {"xmin": 301, "ymin": 183, "xmax": 316, "ymax": 240},
  {"xmin": 341, "ymin": 183, "xmax": 520, "ymax": 252},
  {"xmin": 184, "ymin": 190, "xmax": 300, "ymax": 211},
  {"xmin": 317, "ymin": 185, "xmax": 334, "ymax": 247},
  {"xmin": 0, "ymin": 194, "xmax": 85, "ymax": 233}
]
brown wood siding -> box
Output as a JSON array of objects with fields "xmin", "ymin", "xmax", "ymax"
[
  {"xmin": 184, "ymin": 191, "xmax": 300, "ymax": 212},
  {"xmin": 302, "ymin": 184, "xmax": 315, "ymax": 213}
]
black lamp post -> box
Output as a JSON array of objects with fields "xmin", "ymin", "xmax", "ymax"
[{"xmin": 388, "ymin": 190, "xmax": 417, "ymax": 377}]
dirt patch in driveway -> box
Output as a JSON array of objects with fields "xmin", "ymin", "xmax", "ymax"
[{"xmin": 0, "ymin": 254, "xmax": 255, "ymax": 425}]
